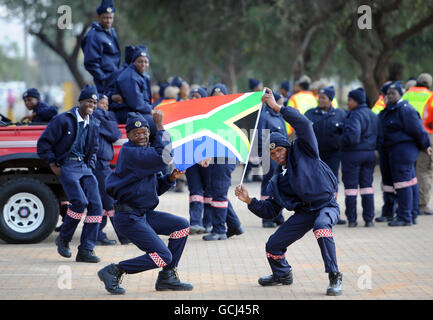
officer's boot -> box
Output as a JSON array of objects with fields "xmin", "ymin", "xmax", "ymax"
[
  {"xmin": 258, "ymin": 270, "xmax": 293, "ymax": 286},
  {"xmin": 97, "ymin": 263, "xmax": 126, "ymax": 295},
  {"xmin": 76, "ymin": 249, "xmax": 101, "ymax": 263},
  {"xmin": 155, "ymin": 268, "xmax": 194, "ymax": 291},
  {"xmin": 55, "ymin": 236, "xmax": 71, "ymax": 258},
  {"xmin": 326, "ymin": 272, "xmax": 343, "ymax": 296}
]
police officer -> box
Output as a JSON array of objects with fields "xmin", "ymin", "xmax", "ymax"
[
  {"xmin": 186, "ymin": 87, "xmax": 212, "ymax": 234},
  {"xmin": 98, "ymin": 111, "xmax": 193, "ymax": 294},
  {"xmin": 37, "ymin": 85, "xmax": 103, "ymax": 263},
  {"xmin": 257, "ymin": 91, "xmax": 286, "ymax": 228},
  {"xmin": 110, "ymin": 45, "xmax": 156, "ymax": 137},
  {"xmin": 279, "ymin": 80, "xmax": 291, "ymax": 107},
  {"xmin": 305, "ymin": 86, "xmax": 347, "ymax": 225},
  {"xmin": 203, "ymin": 84, "xmax": 245, "ymax": 240},
  {"xmin": 21, "ymin": 88, "xmax": 58, "ymax": 123},
  {"xmin": 235, "ymin": 88, "xmax": 342, "ymax": 296},
  {"xmin": 340, "ymin": 88, "xmax": 379, "ymax": 227},
  {"xmin": 92, "ymin": 94, "xmax": 130, "ymax": 245},
  {"xmin": 81, "ymin": 0, "xmax": 121, "ymax": 95},
  {"xmin": 379, "ymin": 81, "xmax": 433, "ymax": 226}
]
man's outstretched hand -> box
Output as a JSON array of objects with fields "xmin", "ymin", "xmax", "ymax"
[
  {"xmin": 261, "ymin": 87, "xmax": 281, "ymax": 114},
  {"xmin": 235, "ymin": 184, "xmax": 252, "ymax": 205},
  {"xmin": 170, "ymin": 168, "xmax": 186, "ymax": 182}
]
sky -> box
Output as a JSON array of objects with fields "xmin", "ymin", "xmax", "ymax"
[{"xmin": 0, "ymin": 5, "xmax": 34, "ymax": 59}]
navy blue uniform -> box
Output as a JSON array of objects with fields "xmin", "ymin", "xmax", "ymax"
[
  {"xmin": 109, "ymin": 64, "xmax": 156, "ymax": 135},
  {"xmin": 106, "ymin": 130, "xmax": 190, "ymax": 273},
  {"xmin": 37, "ymin": 107, "xmax": 102, "ymax": 251},
  {"xmin": 32, "ymin": 101, "xmax": 58, "ymax": 123},
  {"xmin": 247, "ymin": 106, "xmax": 340, "ymax": 276},
  {"xmin": 340, "ymin": 104, "xmax": 379, "ymax": 224},
  {"xmin": 81, "ymin": 22, "xmax": 121, "ymax": 94},
  {"xmin": 305, "ymin": 107, "xmax": 347, "ymax": 181},
  {"xmin": 92, "ymin": 108, "xmax": 128, "ymax": 242},
  {"xmin": 257, "ymin": 105, "xmax": 287, "ymax": 225},
  {"xmin": 379, "ymin": 100, "xmax": 431, "ymax": 223}
]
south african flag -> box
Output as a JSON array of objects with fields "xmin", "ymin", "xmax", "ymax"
[{"xmin": 156, "ymin": 92, "xmax": 263, "ymax": 171}]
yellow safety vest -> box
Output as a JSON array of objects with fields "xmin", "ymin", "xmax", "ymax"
[
  {"xmin": 371, "ymin": 95, "xmax": 385, "ymax": 115},
  {"xmin": 402, "ymin": 87, "xmax": 433, "ymax": 133},
  {"xmin": 287, "ymin": 91, "xmax": 317, "ymax": 134}
]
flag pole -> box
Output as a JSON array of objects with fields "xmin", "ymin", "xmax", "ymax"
[{"xmin": 238, "ymin": 89, "xmax": 266, "ymax": 188}]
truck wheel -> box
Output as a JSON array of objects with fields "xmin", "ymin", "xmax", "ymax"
[{"xmin": 0, "ymin": 178, "xmax": 59, "ymax": 244}]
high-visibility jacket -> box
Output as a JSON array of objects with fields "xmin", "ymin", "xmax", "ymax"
[
  {"xmin": 402, "ymin": 87, "xmax": 433, "ymax": 133},
  {"xmin": 287, "ymin": 91, "xmax": 317, "ymax": 134},
  {"xmin": 371, "ymin": 95, "xmax": 386, "ymax": 115}
]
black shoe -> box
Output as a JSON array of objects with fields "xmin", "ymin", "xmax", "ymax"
[
  {"xmin": 76, "ymin": 249, "xmax": 101, "ymax": 263},
  {"xmin": 388, "ymin": 218, "xmax": 412, "ymax": 227},
  {"xmin": 337, "ymin": 218, "xmax": 346, "ymax": 225},
  {"xmin": 226, "ymin": 226, "xmax": 245, "ymax": 238},
  {"xmin": 202, "ymin": 233, "xmax": 227, "ymax": 241},
  {"xmin": 365, "ymin": 221, "xmax": 374, "ymax": 227},
  {"xmin": 96, "ymin": 238, "xmax": 117, "ymax": 246},
  {"xmin": 54, "ymin": 225, "xmax": 62, "ymax": 232},
  {"xmin": 252, "ymin": 176, "xmax": 262, "ymax": 182},
  {"xmin": 97, "ymin": 263, "xmax": 126, "ymax": 295},
  {"xmin": 274, "ymin": 216, "xmax": 285, "ymax": 226},
  {"xmin": 258, "ymin": 271, "xmax": 293, "ymax": 286},
  {"xmin": 262, "ymin": 221, "xmax": 277, "ymax": 228},
  {"xmin": 155, "ymin": 268, "xmax": 193, "ymax": 291},
  {"xmin": 55, "ymin": 236, "xmax": 71, "ymax": 258},
  {"xmin": 348, "ymin": 221, "xmax": 358, "ymax": 228},
  {"xmin": 375, "ymin": 216, "xmax": 393, "ymax": 223},
  {"xmin": 327, "ymin": 272, "xmax": 343, "ymax": 296},
  {"xmin": 189, "ymin": 225, "xmax": 206, "ymax": 235},
  {"xmin": 120, "ymin": 239, "xmax": 131, "ymax": 245},
  {"xmin": 413, "ymin": 218, "xmax": 417, "ymax": 225}
]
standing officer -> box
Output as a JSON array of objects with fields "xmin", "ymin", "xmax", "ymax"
[
  {"xmin": 402, "ymin": 73, "xmax": 433, "ymax": 216},
  {"xmin": 340, "ymin": 88, "xmax": 379, "ymax": 227},
  {"xmin": 21, "ymin": 88, "xmax": 58, "ymax": 123},
  {"xmin": 235, "ymin": 88, "xmax": 342, "ymax": 296},
  {"xmin": 379, "ymin": 82, "xmax": 433, "ymax": 226},
  {"xmin": 279, "ymin": 80, "xmax": 291, "ymax": 107},
  {"xmin": 81, "ymin": 0, "xmax": 121, "ymax": 95},
  {"xmin": 257, "ymin": 91, "xmax": 286, "ymax": 228},
  {"xmin": 98, "ymin": 111, "xmax": 193, "ymax": 294},
  {"xmin": 93, "ymin": 94, "xmax": 129, "ymax": 245},
  {"xmin": 37, "ymin": 85, "xmax": 103, "ymax": 263},
  {"xmin": 305, "ymin": 86, "xmax": 347, "ymax": 225},
  {"xmin": 203, "ymin": 84, "xmax": 244, "ymax": 240}
]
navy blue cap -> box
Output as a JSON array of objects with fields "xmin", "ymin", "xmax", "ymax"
[
  {"xmin": 22, "ymin": 88, "xmax": 40, "ymax": 100},
  {"xmin": 126, "ymin": 112, "xmax": 149, "ymax": 133},
  {"xmin": 319, "ymin": 86, "xmax": 335, "ymax": 101},
  {"xmin": 280, "ymin": 80, "xmax": 290, "ymax": 92},
  {"xmin": 78, "ymin": 85, "xmax": 99, "ymax": 102},
  {"xmin": 171, "ymin": 76, "xmax": 184, "ymax": 88},
  {"xmin": 97, "ymin": 0, "xmax": 115, "ymax": 14},
  {"xmin": 249, "ymin": 78, "xmax": 262, "ymax": 90},
  {"xmin": 269, "ymin": 132, "xmax": 290, "ymax": 149},
  {"xmin": 380, "ymin": 82, "xmax": 392, "ymax": 95},
  {"xmin": 210, "ymin": 83, "xmax": 228, "ymax": 96},
  {"xmin": 99, "ymin": 93, "xmax": 108, "ymax": 100},
  {"xmin": 131, "ymin": 45, "xmax": 149, "ymax": 63},
  {"xmin": 192, "ymin": 87, "xmax": 208, "ymax": 98},
  {"xmin": 348, "ymin": 87, "xmax": 366, "ymax": 105},
  {"xmin": 387, "ymin": 81, "xmax": 403, "ymax": 96}
]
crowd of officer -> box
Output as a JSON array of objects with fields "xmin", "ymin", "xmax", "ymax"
[{"xmin": 9, "ymin": 0, "xmax": 433, "ymax": 295}]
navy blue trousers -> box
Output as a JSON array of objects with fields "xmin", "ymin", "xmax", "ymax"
[
  {"xmin": 341, "ymin": 150, "xmax": 376, "ymax": 223},
  {"xmin": 322, "ymin": 152, "xmax": 341, "ymax": 183},
  {"xmin": 58, "ymin": 160, "xmax": 102, "ymax": 251},
  {"xmin": 93, "ymin": 160, "xmax": 128, "ymax": 242},
  {"xmin": 185, "ymin": 164, "xmax": 212, "ymax": 227},
  {"xmin": 114, "ymin": 210, "xmax": 190, "ymax": 274},
  {"xmin": 208, "ymin": 162, "xmax": 241, "ymax": 234},
  {"xmin": 379, "ymin": 150, "xmax": 398, "ymax": 219},
  {"xmin": 265, "ymin": 206, "xmax": 340, "ymax": 277},
  {"xmin": 261, "ymin": 159, "xmax": 284, "ymax": 224},
  {"xmin": 385, "ymin": 142, "xmax": 420, "ymax": 223}
]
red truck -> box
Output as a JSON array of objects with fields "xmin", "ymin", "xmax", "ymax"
[{"xmin": 0, "ymin": 124, "xmax": 127, "ymax": 244}]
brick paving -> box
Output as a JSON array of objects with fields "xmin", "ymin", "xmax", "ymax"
[{"xmin": 0, "ymin": 166, "xmax": 432, "ymax": 300}]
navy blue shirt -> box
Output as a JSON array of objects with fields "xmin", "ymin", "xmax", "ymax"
[
  {"xmin": 93, "ymin": 108, "xmax": 122, "ymax": 161},
  {"xmin": 379, "ymin": 100, "xmax": 431, "ymax": 150},
  {"xmin": 305, "ymin": 106, "xmax": 347, "ymax": 157},
  {"xmin": 32, "ymin": 101, "xmax": 58, "ymax": 123},
  {"xmin": 340, "ymin": 104, "xmax": 379, "ymax": 152},
  {"xmin": 257, "ymin": 105, "xmax": 287, "ymax": 157}
]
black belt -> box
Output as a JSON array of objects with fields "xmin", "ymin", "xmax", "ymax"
[
  {"xmin": 114, "ymin": 203, "xmax": 135, "ymax": 212},
  {"xmin": 66, "ymin": 156, "xmax": 84, "ymax": 162}
]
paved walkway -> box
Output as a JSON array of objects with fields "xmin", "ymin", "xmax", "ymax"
[{"xmin": 1, "ymin": 167, "xmax": 432, "ymax": 300}]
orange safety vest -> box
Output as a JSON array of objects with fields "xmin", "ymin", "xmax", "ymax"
[
  {"xmin": 286, "ymin": 91, "xmax": 317, "ymax": 134},
  {"xmin": 371, "ymin": 95, "xmax": 386, "ymax": 115}
]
